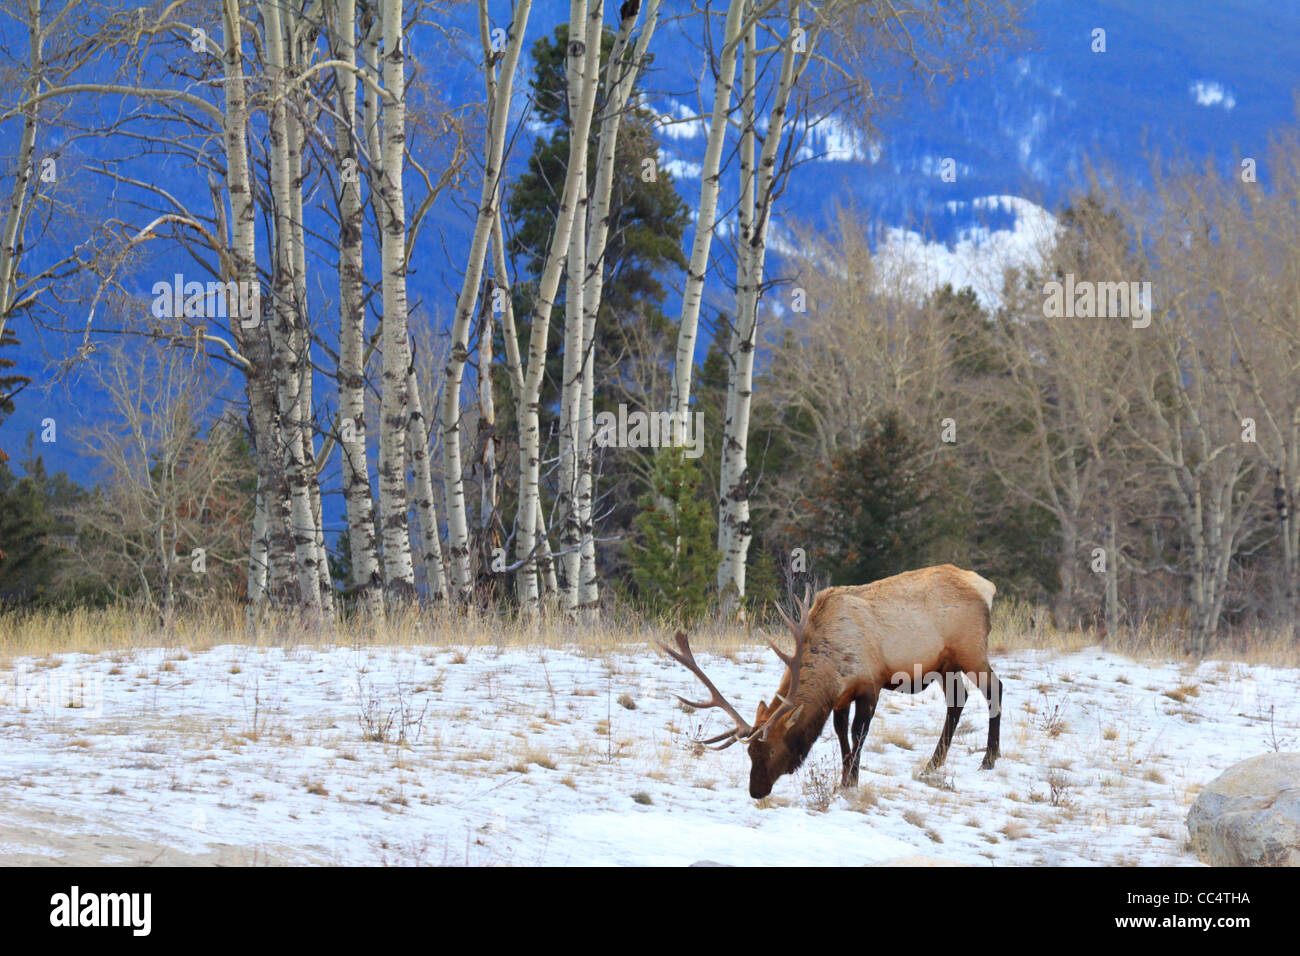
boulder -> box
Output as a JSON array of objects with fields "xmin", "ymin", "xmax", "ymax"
[{"xmin": 1187, "ymin": 753, "xmax": 1300, "ymax": 866}]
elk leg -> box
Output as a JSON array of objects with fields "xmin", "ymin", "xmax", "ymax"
[
  {"xmin": 979, "ymin": 670, "xmax": 1002, "ymax": 770},
  {"xmin": 847, "ymin": 692, "xmax": 875, "ymax": 786},
  {"xmin": 924, "ymin": 673, "xmax": 966, "ymax": 773},
  {"xmin": 833, "ymin": 707, "xmax": 852, "ymax": 786}
]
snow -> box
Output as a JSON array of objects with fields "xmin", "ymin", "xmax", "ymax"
[
  {"xmin": 656, "ymin": 99, "xmax": 708, "ymax": 141},
  {"xmin": 1190, "ymin": 81, "xmax": 1236, "ymax": 110},
  {"xmin": 0, "ymin": 643, "xmax": 1296, "ymax": 866},
  {"xmin": 870, "ymin": 195, "xmax": 1057, "ymax": 309},
  {"xmin": 660, "ymin": 157, "xmax": 703, "ymax": 181},
  {"xmin": 796, "ymin": 115, "xmax": 880, "ymax": 164}
]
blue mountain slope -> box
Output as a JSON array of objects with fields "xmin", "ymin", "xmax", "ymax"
[{"xmin": 697, "ymin": 0, "xmax": 1298, "ymax": 240}]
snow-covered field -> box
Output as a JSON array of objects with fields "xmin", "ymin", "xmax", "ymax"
[{"xmin": 1, "ymin": 641, "xmax": 1297, "ymax": 866}]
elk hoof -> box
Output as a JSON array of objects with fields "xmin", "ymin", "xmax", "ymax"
[{"xmin": 980, "ymin": 754, "xmax": 997, "ymax": 770}]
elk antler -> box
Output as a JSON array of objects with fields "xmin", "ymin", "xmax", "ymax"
[
  {"xmin": 755, "ymin": 585, "xmax": 813, "ymax": 740},
  {"xmin": 657, "ymin": 631, "xmax": 755, "ymax": 749}
]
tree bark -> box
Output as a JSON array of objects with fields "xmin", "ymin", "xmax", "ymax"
[
  {"xmin": 557, "ymin": 156, "xmax": 587, "ymax": 613},
  {"xmin": 514, "ymin": 0, "xmax": 603, "ymax": 618},
  {"xmin": 439, "ymin": 0, "xmax": 535, "ymax": 606},
  {"xmin": 572, "ymin": 1, "xmax": 660, "ymax": 617},
  {"xmin": 328, "ymin": 0, "xmax": 384, "ymax": 616},
  {"xmin": 260, "ymin": 0, "xmax": 324, "ymax": 620},
  {"xmin": 493, "ymin": 201, "xmax": 559, "ymax": 606},
  {"xmin": 669, "ymin": 0, "xmax": 747, "ymax": 442},
  {"xmin": 376, "ymin": 0, "xmax": 416, "ymax": 599},
  {"xmin": 717, "ymin": 4, "xmax": 809, "ymax": 608},
  {"xmin": 0, "ymin": 0, "xmax": 43, "ymax": 347},
  {"xmin": 406, "ymin": 361, "xmax": 449, "ymax": 603},
  {"xmin": 221, "ymin": 0, "xmax": 288, "ymax": 622}
]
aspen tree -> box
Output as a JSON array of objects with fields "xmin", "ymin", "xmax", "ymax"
[
  {"xmin": 375, "ymin": 0, "xmax": 416, "ymax": 598},
  {"xmin": 439, "ymin": 0, "xmax": 535, "ymax": 606},
  {"xmin": 327, "ymin": 0, "xmax": 384, "ymax": 616},
  {"xmin": 514, "ymin": 0, "xmax": 604, "ymax": 617}
]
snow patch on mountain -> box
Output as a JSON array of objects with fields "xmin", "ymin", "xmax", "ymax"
[
  {"xmin": 871, "ymin": 195, "xmax": 1056, "ymax": 308},
  {"xmin": 797, "ymin": 115, "xmax": 880, "ymax": 164},
  {"xmin": 655, "ymin": 98, "xmax": 708, "ymax": 140},
  {"xmin": 661, "ymin": 156, "xmax": 703, "ymax": 180},
  {"xmin": 1189, "ymin": 81, "xmax": 1236, "ymax": 110}
]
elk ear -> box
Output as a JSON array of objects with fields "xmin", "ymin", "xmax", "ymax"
[{"xmin": 755, "ymin": 701, "xmax": 768, "ymax": 724}]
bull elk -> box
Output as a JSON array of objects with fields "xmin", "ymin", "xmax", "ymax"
[{"xmin": 659, "ymin": 565, "xmax": 1002, "ymax": 798}]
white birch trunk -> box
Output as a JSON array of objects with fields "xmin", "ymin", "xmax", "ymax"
[
  {"xmin": 515, "ymin": 0, "xmax": 603, "ymax": 618},
  {"xmin": 0, "ymin": 0, "xmax": 42, "ymax": 346},
  {"xmin": 669, "ymin": 0, "xmax": 746, "ymax": 442},
  {"xmin": 221, "ymin": 0, "xmax": 286, "ymax": 620},
  {"xmin": 717, "ymin": 6, "xmax": 810, "ymax": 607},
  {"xmin": 573, "ymin": 1, "xmax": 661, "ymax": 615},
  {"xmin": 285, "ymin": 9, "xmax": 335, "ymax": 618},
  {"xmin": 260, "ymin": 0, "xmax": 324, "ymax": 619},
  {"xmin": 406, "ymin": 362, "xmax": 449, "ymax": 603},
  {"xmin": 477, "ymin": 285, "xmax": 501, "ymax": 587},
  {"xmin": 557, "ymin": 169, "xmax": 587, "ymax": 613},
  {"xmin": 439, "ymin": 0, "xmax": 535, "ymax": 606},
  {"xmin": 716, "ymin": 13, "xmax": 758, "ymax": 611},
  {"xmin": 575, "ymin": 290, "xmax": 599, "ymax": 614},
  {"xmin": 328, "ymin": 0, "xmax": 384, "ymax": 616},
  {"xmin": 493, "ymin": 203, "xmax": 558, "ymax": 605},
  {"xmin": 376, "ymin": 0, "xmax": 416, "ymax": 598}
]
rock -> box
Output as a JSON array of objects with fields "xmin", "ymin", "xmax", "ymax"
[{"xmin": 1187, "ymin": 753, "xmax": 1300, "ymax": 866}]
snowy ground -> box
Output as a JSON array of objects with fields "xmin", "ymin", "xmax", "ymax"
[{"xmin": 0, "ymin": 640, "xmax": 1297, "ymax": 866}]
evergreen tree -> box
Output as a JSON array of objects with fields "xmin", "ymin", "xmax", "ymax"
[
  {"xmin": 625, "ymin": 448, "xmax": 718, "ymax": 619},
  {"xmin": 931, "ymin": 283, "xmax": 999, "ymax": 377},
  {"xmin": 503, "ymin": 24, "xmax": 689, "ymax": 433},
  {"xmin": 507, "ymin": 24, "xmax": 689, "ymax": 326},
  {"xmin": 0, "ymin": 327, "xmax": 30, "ymax": 424},
  {"xmin": 0, "ymin": 436, "xmax": 85, "ymax": 604},
  {"xmin": 802, "ymin": 413, "xmax": 958, "ymax": 586}
]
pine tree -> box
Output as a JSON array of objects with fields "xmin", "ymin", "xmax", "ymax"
[
  {"xmin": 802, "ymin": 413, "xmax": 959, "ymax": 587},
  {"xmin": 626, "ymin": 448, "xmax": 718, "ymax": 619},
  {"xmin": 0, "ymin": 327, "xmax": 30, "ymax": 425},
  {"xmin": 0, "ymin": 437, "xmax": 85, "ymax": 604},
  {"xmin": 503, "ymin": 23, "xmax": 689, "ymax": 431}
]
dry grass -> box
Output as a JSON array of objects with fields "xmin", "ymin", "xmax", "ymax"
[
  {"xmin": 1001, "ymin": 820, "xmax": 1030, "ymax": 840},
  {"xmin": 801, "ymin": 757, "xmax": 843, "ymax": 812},
  {"xmin": 0, "ymin": 601, "xmax": 762, "ymax": 658},
  {"xmin": 989, "ymin": 599, "xmax": 1300, "ymax": 668},
  {"xmin": 845, "ymin": 782, "xmax": 879, "ymax": 813},
  {"xmin": 1, "ymin": 596, "xmax": 1298, "ymax": 670}
]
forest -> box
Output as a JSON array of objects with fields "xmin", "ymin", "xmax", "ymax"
[{"xmin": 0, "ymin": 0, "xmax": 1296, "ymax": 664}]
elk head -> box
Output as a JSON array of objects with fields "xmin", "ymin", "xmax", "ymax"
[{"xmin": 657, "ymin": 589, "xmax": 813, "ymax": 798}]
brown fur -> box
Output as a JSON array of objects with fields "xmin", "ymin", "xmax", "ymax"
[{"xmin": 747, "ymin": 565, "xmax": 1002, "ymax": 798}]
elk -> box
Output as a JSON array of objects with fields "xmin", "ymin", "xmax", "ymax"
[{"xmin": 659, "ymin": 565, "xmax": 1002, "ymax": 798}]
